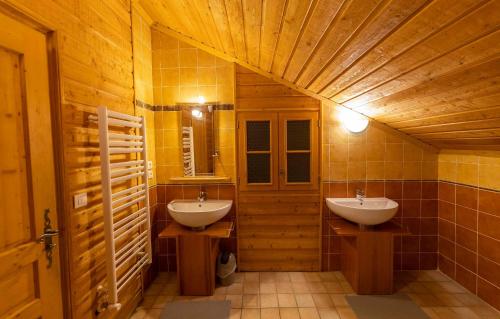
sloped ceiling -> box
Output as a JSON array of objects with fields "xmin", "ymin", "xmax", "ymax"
[{"xmin": 139, "ymin": 0, "xmax": 500, "ymax": 150}]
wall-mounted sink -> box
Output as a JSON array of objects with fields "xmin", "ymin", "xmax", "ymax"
[
  {"xmin": 167, "ymin": 200, "xmax": 233, "ymax": 229},
  {"xmin": 325, "ymin": 198, "xmax": 398, "ymax": 226}
]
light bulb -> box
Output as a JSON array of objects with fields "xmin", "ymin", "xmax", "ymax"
[
  {"xmin": 340, "ymin": 108, "xmax": 369, "ymax": 133},
  {"xmin": 191, "ymin": 109, "xmax": 202, "ymax": 119},
  {"xmin": 197, "ymin": 95, "xmax": 206, "ymax": 104}
]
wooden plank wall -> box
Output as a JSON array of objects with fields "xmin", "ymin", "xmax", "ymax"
[
  {"xmin": 0, "ymin": 1, "xmax": 146, "ymax": 318},
  {"xmin": 236, "ymin": 65, "xmax": 321, "ymax": 271},
  {"xmin": 236, "ymin": 66, "xmax": 320, "ymax": 111}
]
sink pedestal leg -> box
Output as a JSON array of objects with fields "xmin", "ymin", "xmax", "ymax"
[
  {"xmin": 341, "ymin": 231, "xmax": 393, "ymax": 294},
  {"xmin": 176, "ymin": 235, "xmax": 220, "ymax": 296}
]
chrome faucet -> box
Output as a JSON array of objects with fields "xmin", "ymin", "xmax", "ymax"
[
  {"xmin": 198, "ymin": 190, "xmax": 207, "ymax": 202},
  {"xmin": 356, "ymin": 189, "xmax": 365, "ymax": 203}
]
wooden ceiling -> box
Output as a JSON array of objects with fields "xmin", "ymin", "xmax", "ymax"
[{"xmin": 139, "ymin": 0, "xmax": 500, "ymax": 150}]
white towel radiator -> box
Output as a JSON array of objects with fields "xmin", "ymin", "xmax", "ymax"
[
  {"xmin": 182, "ymin": 126, "xmax": 195, "ymax": 176},
  {"xmin": 91, "ymin": 106, "xmax": 152, "ymax": 310}
]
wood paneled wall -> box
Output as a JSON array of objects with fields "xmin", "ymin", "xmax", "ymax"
[
  {"xmin": 133, "ymin": 4, "xmax": 157, "ymax": 187},
  {"xmin": 132, "ymin": 4, "xmax": 154, "ymax": 106},
  {"xmin": 238, "ymin": 193, "xmax": 321, "ymax": 271},
  {"xmin": 236, "ymin": 65, "xmax": 321, "ymax": 271},
  {"xmin": 236, "ymin": 65, "xmax": 320, "ymax": 111},
  {"xmin": 139, "ymin": 0, "xmax": 500, "ymax": 150},
  {"xmin": 0, "ymin": 1, "xmax": 146, "ymax": 318}
]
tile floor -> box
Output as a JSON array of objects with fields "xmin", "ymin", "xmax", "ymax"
[{"xmin": 130, "ymin": 270, "xmax": 499, "ymax": 319}]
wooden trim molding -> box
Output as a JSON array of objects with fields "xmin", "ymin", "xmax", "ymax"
[{"xmin": 46, "ymin": 30, "xmax": 72, "ymax": 319}]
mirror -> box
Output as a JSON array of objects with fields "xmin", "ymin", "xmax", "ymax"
[{"xmin": 180, "ymin": 104, "xmax": 218, "ymax": 176}]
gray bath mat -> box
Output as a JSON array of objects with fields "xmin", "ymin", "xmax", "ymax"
[
  {"xmin": 346, "ymin": 294, "xmax": 429, "ymax": 319},
  {"xmin": 160, "ymin": 300, "xmax": 230, "ymax": 319}
]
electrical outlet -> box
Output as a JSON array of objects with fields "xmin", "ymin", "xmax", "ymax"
[
  {"xmin": 148, "ymin": 170, "xmax": 153, "ymax": 179},
  {"xmin": 147, "ymin": 161, "xmax": 153, "ymax": 169},
  {"xmin": 74, "ymin": 193, "xmax": 88, "ymax": 209}
]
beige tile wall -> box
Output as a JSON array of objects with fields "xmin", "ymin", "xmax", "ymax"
[
  {"xmin": 215, "ymin": 110, "xmax": 236, "ymax": 181},
  {"xmin": 153, "ymin": 108, "xmax": 236, "ymax": 183},
  {"xmin": 151, "ymin": 30, "xmax": 234, "ymax": 105},
  {"xmin": 151, "ymin": 30, "xmax": 235, "ymax": 183},
  {"xmin": 322, "ymin": 103, "xmax": 438, "ymax": 182},
  {"xmin": 135, "ymin": 107, "xmax": 157, "ymax": 186},
  {"xmin": 438, "ymin": 150, "xmax": 500, "ymax": 191},
  {"xmin": 154, "ymin": 111, "xmax": 183, "ymax": 183}
]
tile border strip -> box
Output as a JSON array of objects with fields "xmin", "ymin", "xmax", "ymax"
[
  {"xmin": 321, "ymin": 179, "xmax": 499, "ymax": 193},
  {"xmin": 136, "ymin": 99, "xmax": 234, "ymax": 112},
  {"xmin": 437, "ymin": 180, "xmax": 500, "ymax": 193}
]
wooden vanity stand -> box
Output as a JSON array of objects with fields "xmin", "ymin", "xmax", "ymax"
[
  {"xmin": 159, "ymin": 221, "xmax": 233, "ymax": 296},
  {"xmin": 328, "ymin": 219, "xmax": 409, "ymax": 294}
]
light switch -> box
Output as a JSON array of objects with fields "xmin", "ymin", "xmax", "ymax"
[
  {"xmin": 74, "ymin": 193, "xmax": 88, "ymax": 209},
  {"xmin": 147, "ymin": 161, "xmax": 153, "ymax": 169},
  {"xmin": 148, "ymin": 170, "xmax": 153, "ymax": 179}
]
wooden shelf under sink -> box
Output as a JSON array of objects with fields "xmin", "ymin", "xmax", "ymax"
[
  {"xmin": 159, "ymin": 221, "xmax": 233, "ymax": 238},
  {"xmin": 328, "ymin": 219, "xmax": 410, "ymax": 236},
  {"xmin": 329, "ymin": 219, "xmax": 410, "ymax": 295},
  {"xmin": 159, "ymin": 221, "xmax": 233, "ymax": 296}
]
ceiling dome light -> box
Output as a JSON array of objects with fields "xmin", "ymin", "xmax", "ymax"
[{"xmin": 340, "ymin": 108, "xmax": 369, "ymax": 133}]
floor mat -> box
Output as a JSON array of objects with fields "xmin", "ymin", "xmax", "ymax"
[
  {"xmin": 346, "ymin": 294, "xmax": 430, "ymax": 319},
  {"xmin": 160, "ymin": 300, "xmax": 230, "ymax": 319}
]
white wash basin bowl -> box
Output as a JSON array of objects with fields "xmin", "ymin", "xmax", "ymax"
[
  {"xmin": 325, "ymin": 198, "xmax": 398, "ymax": 226},
  {"xmin": 167, "ymin": 199, "xmax": 233, "ymax": 228}
]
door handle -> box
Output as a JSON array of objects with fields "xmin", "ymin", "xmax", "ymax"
[
  {"xmin": 279, "ymin": 169, "xmax": 285, "ymax": 176},
  {"xmin": 38, "ymin": 209, "xmax": 59, "ymax": 268},
  {"xmin": 37, "ymin": 229, "xmax": 60, "ymax": 243}
]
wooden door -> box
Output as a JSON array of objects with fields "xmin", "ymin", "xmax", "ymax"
[
  {"xmin": 237, "ymin": 112, "xmax": 279, "ymax": 191},
  {"xmin": 278, "ymin": 112, "xmax": 319, "ymax": 191},
  {"xmin": 0, "ymin": 12, "xmax": 64, "ymax": 319}
]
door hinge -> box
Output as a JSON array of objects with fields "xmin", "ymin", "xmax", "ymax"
[
  {"xmin": 318, "ymin": 120, "xmax": 321, "ymax": 128},
  {"xmin": 237, "ymin": 121, "xmax": 240, "ymax": 129}
]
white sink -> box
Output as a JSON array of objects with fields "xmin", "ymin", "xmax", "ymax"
[
  {"xmin": 325, "ymin": 198, "xmax": 398, "ymax": 226},
  {"xmin": 167, "ymin": 199, "xmax": 233, "ymax": 229}
]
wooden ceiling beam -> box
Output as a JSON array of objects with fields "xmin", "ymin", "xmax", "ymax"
[
  {"xmin": 282, "ymin": 0, "xmax": 344, "ymax": 82},
  {"xmin": 207, "ymin": 0, "xmax": 236, "ymax": 55},
  {"xmin": 355, "ymin": 58, "xmax": 500, "ymax": 117},
  {"xmin": 414, "ymin": 128, "xmax": 500, "ymax": 139},
  {"xmin": 321, "ymin": 0, "xmax": 485, "ymax": 99},
  {"xmin": 258, "ymin": 0, "xmax": 287, "ymax": 71},
  {"xmin": 311, "ymin": 0, "xmax": 431, "ymax": 94},
  {"xmin": 339, "ymin": 1, "xmax": 499, "ymax": 107},
  {"xmin": 242, "ymin": 0, "xmax": 263, "ymax": 67},
  {"xmin": 224, "ymin": 0, "xmax": 248, "ymax": 61},
  {"xmin": 376, "ymin": 90, "xmax": 500, "ymax": 122},
  {"xmin": 401, "ymin": 118, "xmax": 500, "ymax": 134},
  {"xmin": 295, "ymin": 0, "xmax": 383, "ymax": 89},
  {"xmin": 270, "ymin": 0, "xmax": 313, "ymax": 76}
]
